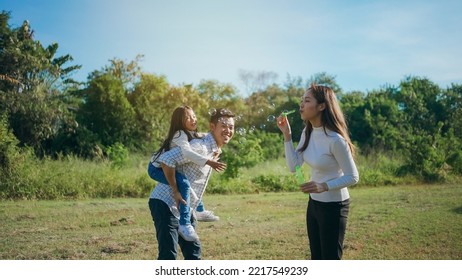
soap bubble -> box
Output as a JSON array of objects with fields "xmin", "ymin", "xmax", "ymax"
[
  {"xmin": 267, "ymin": 115, "xmax": 276, "ymax": 122},
  {"xmin": 248, "ymin": 125, "xmax": 256, "ymax": 134},
  {"xmin": 257, "ymin": 108, "xmax": 264, "ymax": 114},
  {"xmin": 236, "ymin": 127, "xmax": 246, "ymax": 136},
  {"xmin": 218, "ymin": 117, "xmax": 233, "ymax": 126},
  {"xmin": 259, "ymin": 123, "xmax": 266, "ymax": 130},
  {"xmin": 235, "ymin": 114, "xmax": 242, "ymax": 122},
  {"xmin": 208, "ymin": 108, "xmax": 217, "ymax": 116}
]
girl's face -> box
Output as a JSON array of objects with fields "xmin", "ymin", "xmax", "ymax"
[
  {"xmin": 183, "ymin": 109, "xmax": 198, "ymax": 131},
  {"xmin": 299, "ymin": 90, "xmax": 325, "ymax": 124}
]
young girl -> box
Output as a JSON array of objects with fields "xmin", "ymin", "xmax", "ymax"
[
  {"xmin": 147, "ymin": 105, "xmax": 226, "ymax": 242},
  {"xmin": 277, "ymin": 83, "xmax": 359, "ymax": 259}
]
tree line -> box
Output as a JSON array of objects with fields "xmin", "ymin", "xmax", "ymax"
[{"xmin": 1, "ymin": 11, "xmax": 461, "ymax": 183}]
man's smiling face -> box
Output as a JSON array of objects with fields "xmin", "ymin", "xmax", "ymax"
[{"xmin": 210, "ymin": 116, "xmax": 234, "ymax": 147}]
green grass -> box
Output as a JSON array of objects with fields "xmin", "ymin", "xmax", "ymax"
[
  {"xmin": 3, "ymin": 152, "xmax": 461, "ymax": 199},
  {"xmin": 1, "ymin": 184, "xmax": 461, "ymax": 260}
]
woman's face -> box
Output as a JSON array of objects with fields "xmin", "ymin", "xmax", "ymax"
[
  {"xmin": 299, "ymin": 90, "xmax": 324, "ymax": 123},
  {"xmin": 183, "ymin": 109, "xmax": 198, "ymax": 131}
]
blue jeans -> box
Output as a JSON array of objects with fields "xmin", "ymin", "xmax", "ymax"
[
  {"xmin": 196, "ymin": 200, "xmax": 205, "ymax": 212},
  {"xmin": 149, "ymin": 198, "xmax": 201, "ymax": 260},
  {"xmin": 148, "ymin": 163, "xmax": 191, "ymax": 226}
]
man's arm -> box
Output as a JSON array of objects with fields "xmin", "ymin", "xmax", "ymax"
[{"xmin": 158, "ymin": 147, "xmax": 188, "ymax": 208}]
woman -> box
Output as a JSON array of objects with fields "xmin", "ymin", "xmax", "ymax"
[{"xmin": 277, "ymin": 83, "xmax": 359, "ymax": 260}]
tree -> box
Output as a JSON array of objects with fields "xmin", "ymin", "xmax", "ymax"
[
  {"xmin": 0, "ymin": 11, "xmax": 81, "ymax": 156},
  {"xmin": 395, "ymin": 76, "xmax": 444, "ymax": 135},
  {"xmin": 88, "ymin": 55, "xmax": 143, "ymax": 91},
  {"xmin": 394, "ymin": 77, "xmax": 460, "ymax": 180},
  {"xmin": 441, "ymin": 84, "xmax": 462, "ymax": 173},
  {"xmin": 196, "ymin": 79, "xmax": 246, "ymax": 129},
  {"xmin": 342, "ymin": 88, "xmax": 403, "ymax": 152},
  {"xmin": 441, "ymin": 84, "xmax": 462, "ymax": 138},
  {"xmin": 0, "ymin": 12, "xmax": 80, "ymax": 92},
  {"xmin": 77, "ymin": 74, "xmax": 135, "ymax": 148},
  {"xmin": 4, "ymin": 84, "xmax": 75, "ymax": 154},
  {"xmin": 127, "ymin": 73, "xmax": 170, "ymax": 150}
]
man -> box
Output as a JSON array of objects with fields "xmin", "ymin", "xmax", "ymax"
[{"xmin": 148, "ymin": 108, "xmax": 235, "ymax": 260}]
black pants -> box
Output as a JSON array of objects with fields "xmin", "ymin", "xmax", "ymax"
[
  {"xmin": 149, "ymin": 198, "xmax": 201, "ymax": 260},
  {"xmin": 307, "ymin": 197, "xmax": 350, "ymax": 260}
]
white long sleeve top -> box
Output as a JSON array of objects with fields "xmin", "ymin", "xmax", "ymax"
[
  {"xmin": 284, "ymin": 126, "xmax": 359, "ymax": 202},
  {"xmin": 151, "ymin": 130, "xmax": 209, "ymax": 168}
]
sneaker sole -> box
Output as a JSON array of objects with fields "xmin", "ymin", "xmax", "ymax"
[{"xmin": 178, "ymin": 231, "xmax": 199, "ymax": 242}]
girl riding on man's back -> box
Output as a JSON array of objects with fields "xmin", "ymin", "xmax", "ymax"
[{"xmin": 147, "ymin": 105, "xmax": 226, "ymax": 242}]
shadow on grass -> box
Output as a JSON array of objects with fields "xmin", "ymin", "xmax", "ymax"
[{"xmin": 452, "ymin": 206, "xmax": 462, "ymax": 214}]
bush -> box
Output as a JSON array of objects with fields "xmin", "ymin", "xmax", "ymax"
[
  {"xmin": 397, "ymin": 127, "xmax": 450, "ymax": 182},
  {"xmin": 251, "ymin": 174, "xmax": 299, "ymax": 192},
  {"xmin": 220, "ymin": 137, "xmax": 264, "ymax": 179},
  {"xmin": 447, "ymin": 151, "xmax": 462, "ymax": 175},
  {"xmin": 106, "ymin": 142, "xmax": 129, "ymax": 168},
  {"xmin": 0, "ymin": 113, "xmax": 20, "ymax": 171},
  {"xmin": 219, "ymin": 131, "xmax": 284, "ymax": 180},
  {"xmin": 0, "ymin": 113, "xmax": 33, "ymax": 199},
  {"xmin": 250, "ymin": 131, "xmax": 284, "ymax": 160}
]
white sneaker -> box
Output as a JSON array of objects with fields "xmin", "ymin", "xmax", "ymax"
[
  {"xmin": 195, "ymin": 210, "xmax": 220, "ymax": 222},
  {"xmin": 178, "ymin": 225, "xmax": 199, "ymax": 242}
]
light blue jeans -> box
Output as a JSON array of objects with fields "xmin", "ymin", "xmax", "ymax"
[
  {"xmin": 148, "ymin": 163, "xmax": 191, "ymax": 226},
  {"xmin": 196, "ymin": 200, "xmax": 205, "ymax": 212}
]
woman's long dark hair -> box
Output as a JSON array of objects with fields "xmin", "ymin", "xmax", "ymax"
[
  {"xmin": 298, "ymin": 83, "xmax": 356, "ymax": 158},
  {"xmin": 152, "ymin": 105, "xmax": 201, "ymax": 162}
]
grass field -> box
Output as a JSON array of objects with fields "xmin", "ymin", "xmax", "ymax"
[{"xmin": 1, "ymin": 184, "xmax": 461, "ymax": 260}]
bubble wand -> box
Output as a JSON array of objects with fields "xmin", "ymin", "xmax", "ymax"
[
  {"xmin": 281, "ymin": 109, "xmax": 296, "ymax": 117},
  {"xmin": 295, "ymin": 165, "xmax": 305, "ymax": 184}
]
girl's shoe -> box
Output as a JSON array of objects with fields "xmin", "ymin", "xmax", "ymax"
[
  {"xmin": 178, "ymin": 224, "xmax": 199, "ymax": 242},
  {"xmin": 195, "ymin": 210, "xmax": 219, "ymax": 222}
]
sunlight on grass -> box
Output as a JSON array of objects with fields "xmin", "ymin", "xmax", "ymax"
[{"xmin": 1, "ymin": 184, "xmax": 461, "ymax": 260}]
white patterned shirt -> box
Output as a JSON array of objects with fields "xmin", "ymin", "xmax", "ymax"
[
  {"xmin": 149, "ymin": 133, "xmax": 220, "ymax": 218},
  {"xmin": 150, "ymin": 130, "xmax": 209, "ymax": 168}
]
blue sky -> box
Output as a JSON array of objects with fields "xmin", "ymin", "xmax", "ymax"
[{"xmin": 3, "ymin": 0, "xmax": 462, "ymax": 95}]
